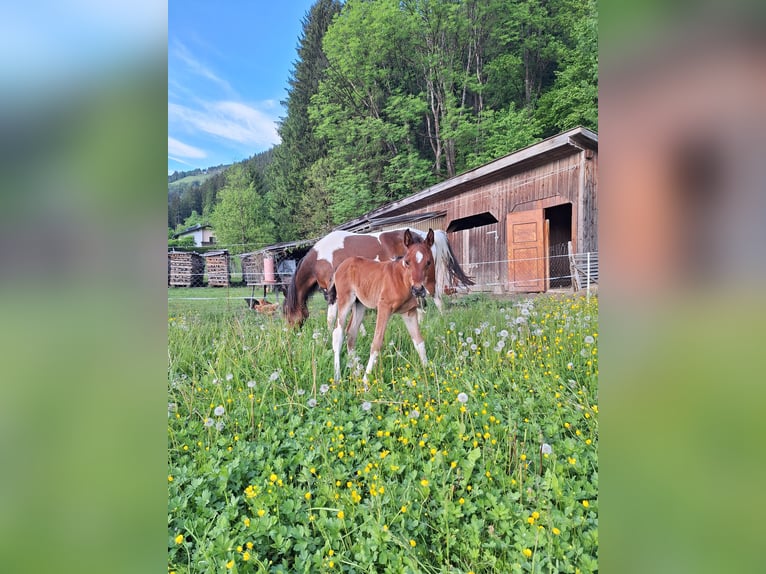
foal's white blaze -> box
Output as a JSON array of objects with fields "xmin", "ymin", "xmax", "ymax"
[{"xmin": 415, "ymin": 251, "xmax": 423, "ymax": 263}]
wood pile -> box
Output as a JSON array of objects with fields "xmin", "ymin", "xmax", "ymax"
[
  {"xmin": 240, "ymin": 252, "xmax": 265, "ymax": 285},
  {"xmin": 168, "ymin": 251, "xmax": 204, "ymax": 287},
  {"xmin": 203, "ymin": 250, "xmax": 230, "ymax": 287}
]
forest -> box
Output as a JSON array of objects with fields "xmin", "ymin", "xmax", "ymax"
[{"xmin": 168, "ymin": 0, "xmax": 597, "ymax": 253}]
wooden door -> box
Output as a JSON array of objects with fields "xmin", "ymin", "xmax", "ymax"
[{"xmin": 506, "ymin": 209, "xmax": 547, "ymax": 292}]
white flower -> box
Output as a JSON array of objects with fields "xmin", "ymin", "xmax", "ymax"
[
  {"xmin": 269, "ymin": 371, "xmax": 280, "ymax": 381},
  {"xmin": 515, "ymin": 316, "xmax": 526, "ymax": 325},
  {"xmin": 167, "ymin": 402, "xmax": 177, "ymax": 412},
  {"xmin": 297, "ymin": 389, "xmax": 306, "ymax": 396},
  {"xmin": 226, "ymin": 373, "xmax": 234, "ymax": 381},
  {"xmin": 498, "ymin": 329, "xmax": 509, "ymax": 338},
  {"xmin": 457, "ymin": 392, "xmax": 468, "ymax": 404},
  {"xmin": 247, "ymin": 380, "xmax": 256, "ymax": 388},
  {"xmin": 362, "ymin": 401, "xmax": 372, "ymax": 411},
  {"xmin": 214, "ymin": 405, "xmax": 225, "ymax": 416},
  {"xmin": 470, "ymin": 344, "xmax": 478, "ymax": 351},
  {"xmin": 307, "ymin": 398, "xmax": 317, "ymax": 408},
  {"xmin": 584, "ymin": 335, "xmax": 595, "ymax": 345},
  {"xmin": 409, "ymin": 409, "xmax": 420, "ymax": 419},
  {"xmin": 204, "ymin": 417, "xmax": 214, "ymax": 427},
  {"xmin": 215, "ymin": 421, "xmax": 225, "ymax": 431},
  {"xmin": 541, "ymin": 443, "xmax": 552, "ymax": 455},
  {"xmin": 320, "ymin": 384, "xmax": 330, "ymax": 394},
  {"xmin": 474, "ymin": 328, "xmax": 481, "ymax": 335},
  {"xmin": 466, "ymin": 336, "xmax": 474, "ymax": 344},
  {"xmin": 312, "ymin": 331, "xmax": 321, "ymax": 340},
  {"xmin": 212, "ymin": 378, "xmax": 219, "ymax": 385}
]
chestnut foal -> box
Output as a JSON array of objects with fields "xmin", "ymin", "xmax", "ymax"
[{"xmin": 329, "ymin": 229, "xmax": 434, "ymax": 384}]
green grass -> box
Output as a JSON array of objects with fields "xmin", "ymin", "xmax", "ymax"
[{"xmin": 168, "ymin": 292, "xmax": 598, "ymax": 573}]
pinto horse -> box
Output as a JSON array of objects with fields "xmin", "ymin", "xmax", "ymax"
[
  {"xmin": 283, "ymin": 227, "xmax": 473, "ymax": 328},
  {"xmin": 329, "ymin": 229, "xmax": 434, "ymax": 383}
]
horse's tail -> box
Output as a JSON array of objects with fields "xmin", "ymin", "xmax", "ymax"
[{"xmin": 433, "ymin": 230, "xmax": 474, "ymax": 290}]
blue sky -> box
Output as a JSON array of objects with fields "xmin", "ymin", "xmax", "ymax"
[{"xmin": 169, "ymin": 1, "xmax": 318, "ymax": 175}]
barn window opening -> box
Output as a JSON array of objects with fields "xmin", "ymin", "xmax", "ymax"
[{"xmin": 446, "ymin": 211, "xmax": 498, "ymax": 233}]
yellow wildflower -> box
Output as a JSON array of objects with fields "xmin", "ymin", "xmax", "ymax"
[
  {"xmin": 242, "ymin": 551, "xmax": 250, "ymax": 561},
  {"xmin": 410, "ymin": 539, "xmax": 416, "ymax": 547},
  {"xmin": 522, "ymin": 548, "xmax": 532, "ymax": 558},
  {"xmin": 226, "ymin": 560, "xmax": 234, "ymax": 569},
  {"xmin": 337, "ymin": 511, "xmax": 345, "ymax": 519},
  {"xmin": 552, "ymin": 527, "xmax": 561, "ymax": 535},
  {"xmin": 174, "ymin": 534, "xmax": 183, "ymax": 544}
]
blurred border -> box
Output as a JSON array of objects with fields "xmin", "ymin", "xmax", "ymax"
[
  {"xmin": 0, "ymin": 3, "xmax": 167, "ymax": 573},
  {"xmin": 601, "ymin": 1, "xmax": 766, "ymax": 572}
]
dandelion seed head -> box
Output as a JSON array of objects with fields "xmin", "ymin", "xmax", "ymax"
[
  {"xmin": 457, "ymin": 392, "xmax": 468, "ymax": 404},
  {"xmin": 269, "ymin": 371, "xmax": 280, "ymax": 382},
  {"xmin": 409, "ymin": 409, "xmax": 420, "ymax": 419},
  {"xmin": 499, "ymin": 329, "xmax": 508, "ymax": 338},
  {"xmin": 204, "ymin": 417, "xmax": 214, "ymax": 427},
  {"xmin": 308, "ymin": 398, "xmax": 317, "ymax": 408},
  {"xmin": 247, "ymin": 380, "xmax": 256, "ymax": 388},
  {"xmin": 226, "ymin": 373, "xmax": 234, "ymax": 381},
  {"xmin": 214, "ymin": 405, "xmax": 225, "ymax": 416},
  {"xmin": 541, "ymin": 443, "xmax": 552, "ymax": 455},
  {"xmin": 584, "ymin": 335, "xmax": 595, "ymax": 345},
  {"xmin": 215, "ymin": 421, "xmax": 225, "ymax": 431},
  {"xmin": 362, "ymin": 401, "xmax": 372, "ymax": 411},
  {"xmin": 297, "ymin": 388, "xmax": 306, "ymax": 395}
]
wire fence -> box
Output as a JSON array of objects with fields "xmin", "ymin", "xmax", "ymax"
[{"xmin": 168, "ymin": 250, "xmax": 599, "ymax": 301}]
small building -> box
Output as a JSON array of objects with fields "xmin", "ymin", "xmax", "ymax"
[
  {"xmin": 337, "ymin": 126, "xmax": 598, "ymax": 293},
  {"xmin": 240, "ymin": 239, "xmax": 315, "ymax": 299},
  {"xmin": 172, "ymin": 224, "xmax": 216, "ymax": 247},
  {"xmin": 201, "ymin": 250, "xmax": 231, "ymax": 287},
  {"xmin": 168, "ymin": 251, "xmax": 204, "ymax": 287}
]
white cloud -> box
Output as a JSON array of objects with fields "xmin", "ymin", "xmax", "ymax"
[
  {"xmin": 172, "ymin": 41, "xmax": 233, "ymax": 94},
  {"xmin": 169, "ymin": 101, "xmax": 280, "ymax": 148},
  {"xmin": 168, "ymin": 137, "xmax": 207, "ymax": 159}
]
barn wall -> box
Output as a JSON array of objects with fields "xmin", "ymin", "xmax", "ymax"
[{"xmin": 388, "ymin": 151, "xmax": 587, "ymax": 291}]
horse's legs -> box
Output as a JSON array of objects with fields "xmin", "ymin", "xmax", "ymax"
[
  {"xmin": 401, "ymin": 309, "xmax": 428, "ymax": 366},
  {"xmin": 326, "ymin": 301, "xmax": 338, "ymax": 331},
  {"xmin": 345, "ymin": 301, "xmax": 366, "ymax": 376},
  {"xmin": 332, "ymin": 296, "xmax": 355, "ymax": 382},
  {"xmin": 363, "ymin": 306, "xmax": 392, "ymax": 383}
]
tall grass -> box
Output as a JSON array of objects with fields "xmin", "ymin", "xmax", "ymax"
[{"xmin": 168, "ymin": 291, "xmax": 598, "ymax": 573}]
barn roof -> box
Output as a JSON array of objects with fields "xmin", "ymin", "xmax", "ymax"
[
  {"xmin": 337, "ymin": 126, "xmax": 597, "ymax": 230},
  {"xmin": 239, "ymin": 237, "xmax": 317, "ymax": 259}
]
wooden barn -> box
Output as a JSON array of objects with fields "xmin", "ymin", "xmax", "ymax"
[
  {"xmin": 337, "ymin": 126, "xmax": 598, "ymax": 293},
  {"xmin": 168, "ymin": 250, "xmax": 204, "ymax": 287},
  {"xmin": 202, "ymin": 250, "xmax": 231, "ymax": 287}
]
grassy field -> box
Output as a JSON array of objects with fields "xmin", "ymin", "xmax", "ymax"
[{"xmin": 168, "ymin": 290, "xmax": 598, "ymax": 573}]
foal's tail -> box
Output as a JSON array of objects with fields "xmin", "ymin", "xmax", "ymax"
[{"xmin": 432, "ymin": 230, "xmax": 475, "ymax": 295}]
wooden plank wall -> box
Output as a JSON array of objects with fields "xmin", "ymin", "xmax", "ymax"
[{"xmin": 398, "ymin": 152, "xmax": 585, "ymax": 291}]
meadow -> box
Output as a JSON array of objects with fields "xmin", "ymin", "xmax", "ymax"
[{"xmin": 168, "ymin": 290, "xmax": 598, "ymax": 573}]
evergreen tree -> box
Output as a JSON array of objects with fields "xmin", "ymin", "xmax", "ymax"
[{"xmin": 268, "ymin": 0, "xmax": 341, "ymax": 241}]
